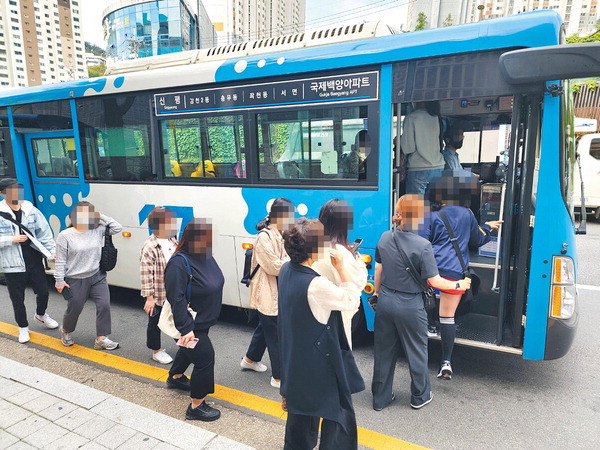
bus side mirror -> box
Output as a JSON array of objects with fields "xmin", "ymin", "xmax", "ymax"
[{"xmin": 499, "ymin": 44, "xmax": 600, "ymax": 85}]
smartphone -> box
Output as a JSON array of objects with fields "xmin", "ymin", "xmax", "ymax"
[
  {"xmin": 61, "ymin": 287, "xmax": 73, "ymax": 301},
  {"xmin": 176, "ymin": 337, "xmax": 199, "ymax": 349},
  {"xmin": 350, "ymin": 238, "xmax": 363, "ymax": 253}
]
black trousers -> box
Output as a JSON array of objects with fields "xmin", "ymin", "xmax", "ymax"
[
  {"xmin": 169, "ymin": 329, "xmax": 215, "ymax": 399},
  {"xmin": 245, "ymin": 312, "xmax": 280, "ymax": 379},
  {"xmin": 284, "ymin": 408, "xmax": 358, "ymax": 450},
  {"xmin": 146, "ymin": 305, "xmax": 163, "ymax": 351},
  {"xmin": 4, "ymin": 256, "xmax": 49, "ymax": 328}
]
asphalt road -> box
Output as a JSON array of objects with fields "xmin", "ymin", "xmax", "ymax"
[{"xmin": 0, "ymin": 222, "xmax": 599, "ymax": 449}]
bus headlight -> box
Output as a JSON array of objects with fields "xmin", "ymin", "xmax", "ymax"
[{"xmin": 550, "ymin": 256, "xmax": 576, "ymax": 320}]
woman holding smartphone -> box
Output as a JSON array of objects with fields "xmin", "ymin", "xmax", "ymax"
[
  {"xmin": 54, "ymin": 202, "xmax": 122, "ymax": 350},
  {"xmin": 164, "ymin": 218, "xmax": 224, "ymax": 422},
  {"xmin": 313, "ymin": 199, "xmax": 367, "ymax": 349}
]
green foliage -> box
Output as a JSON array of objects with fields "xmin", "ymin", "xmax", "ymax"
[
  {"xmin": 566, "ymin": 33, "xmax": 600, "ymax": 44},
  {"xmin": 87, "ymin": 64, "xmax": 106, "ymax": 78},
  {"xmin": 443, "ymin": 14, "xmax": 453, "ymax": 27},
  {"xmin": 415, "ymin": 12, "xmax": 427, "ymax": 31},
  {"xmin": 572, "ymin": 83, "xmax": 581, "ymax": 94},
  {"xmin": 85, "ymin": 42, "xmax": 105, "ymax": 56}
]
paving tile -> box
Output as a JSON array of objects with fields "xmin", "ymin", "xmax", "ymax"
[
  {"xmin": 0, "ymin": 404, "xmax": 33, "ymax": 430},
  {"xmin": 151, "ymin": 443, "xmax": 180, "ymax": 450},
  {"xmin": 79, "ymin": 442, "xmax": 107, "ymax": 450},
  {"xmin": 0, "ymin": 398, "xmax": 17, "ymax": 412},
  {"xmin": 93, "ymin": 424, "xmax": 137, "ymax": 450},
  {"xmin": 22, "ymin": 422, "xmax": 69, "ymax": 448},
  {"xmin": 116, "ymin": 432, "xmax": 160, "ymax": 450},
  {"xmin": 6, "ymin": 414, "xmax": 51, "ymax": 439},
  {"xmin": 0, "ymin": 430, "xmax": 19, "ymax": 448},
  {"xmin": 5, "ymin": 441, "xmax": 38, "ymax": 450},
  {"xmin": 0, "ymin": 356, "xmax": 109, "ymax": 409},
  {"xmin": 5, "ymin": 387, "xmax": 45, "ymax": 406},
  {"xmin": 43, "ymin": 432, "xmax": 89, "ymax": 450},
  {"xmin": 203, "ymin": 436, "xmax": 255, "ymax": 450},
  {"xmin": 0, "ymin": 379, "xmax": 29, "ymax": 398},
  {"xmin": 73, "ymin": 415, "xmax": 116, "ymax": 440},
  {"xmin": 54, "ymin": 407, "xmax": 96, "ymax": 431},
  {"xmin": 21, "ymin": 393, "xmax": 59, "ymax": 414},
  {"xmin": 37, "ymin": 400, "xmax": 78, "ymax": 422},
  {"xmin": 91, "ymin": 397, "xmax": 215, "ymax": 448}
]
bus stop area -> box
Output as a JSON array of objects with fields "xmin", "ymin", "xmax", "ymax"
[{"xmin": 0, "ymin": 221, "xmax": 598, "ymax": 449}]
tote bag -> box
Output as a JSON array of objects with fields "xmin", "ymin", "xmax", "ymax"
[{"xmin": 158, "ymin": 254, "xmax": 197, "ymax": 339}]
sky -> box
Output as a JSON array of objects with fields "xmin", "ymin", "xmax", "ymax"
[{"xmin": 81, "ymin": 0, "xmax": 408, "ymax": 47}]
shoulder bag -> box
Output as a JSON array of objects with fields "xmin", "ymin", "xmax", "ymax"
[
  {"xmin": 391, "ymin": 230, "xmax": 437, "ymax": 310},
  {"xmin": 0, "ymin": 212, "xmax": 52, "ymax": 259},
  {"xmin": 159, "ymin": 253, "xmax": 197, "ymax": 339},
  {"xmin": 99, "ymin": 225, "xmax": 118, "ymax": 272},
  {"xmin": 240, "ymin": 230, "xmax": 271, "ymax": 287},
  {"xmin": 438, "ymin": 209, "xmax": 481, "ymax": 302}
]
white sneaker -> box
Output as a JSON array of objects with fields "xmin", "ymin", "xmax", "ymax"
[
  {"xmin": 240, "ymin": 358, "xmax": 267, "ymax": 373},
  {"xmin": 18, "ymin": 327, "xmax": 30, "ymax": 344},
  {"xmin": 152, "ymin": 349, "xmax": 173, "ymax": 365},
  {"xmin": 34, "ymin": 313, "xmax": 59, "ymax": 329},
  {"xmin": 94, "ymin": 336, "xmax": 119, "ymax": 350},
  {"xmin": 270, "ymin": 377, "xmax": 281, "ymax": 388}
]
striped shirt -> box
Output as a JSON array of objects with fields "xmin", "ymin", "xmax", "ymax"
[{"xmin": 140, "ymin": 234, "xmax": 178, "ymax": 306}]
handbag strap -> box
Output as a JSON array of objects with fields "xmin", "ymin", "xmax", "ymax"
[
  {"xmin": 174, "ymin": 253, "xmax": 193, "ymax": 302},
  {"xmin": 438, "ymin": 209, "xmax": 469, "ymax": 277},
  {"xmin": 390, "ymin": 229, "xmax": 430, "ymax": 293},
  {"xmin": 0, "ymin": 211, "xmax": 35, "ymax": 238},
  {"xmin": 247, "ymin": 229, "xmax": 273, "ymax": 283}
]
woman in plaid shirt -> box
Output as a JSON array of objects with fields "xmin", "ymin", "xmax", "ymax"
[{"xmin": 140, "ymin": 207, "xmax": 179, "ymax": 365}]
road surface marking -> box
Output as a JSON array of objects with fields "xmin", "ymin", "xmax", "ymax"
[
  {"xmin": 578, "ymin": 284, "xmax": 600, "ymax": 291},
  {"xmin": 0, "ymin": 321, "xmax": 425, "ymax": 450}
]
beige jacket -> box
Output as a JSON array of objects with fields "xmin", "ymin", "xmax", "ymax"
[
  {"xmin": 249, "ymin": 227, "xmax": 289, "ymax": 316},
  {"xmin": 312, "ymin": 243, "xmax": 368, "ymax": 348}
]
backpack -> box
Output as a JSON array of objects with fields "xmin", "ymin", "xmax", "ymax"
[{"xmin": 240, "ymin": 230, "xmax": 270, "ymax": 287}]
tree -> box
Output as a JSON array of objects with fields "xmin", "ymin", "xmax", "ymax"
[
  {"xmin": 85, "ymin": 41, "xmax": 105, "ymax": 56},
  {"xmin": 566, "ymin": 32, "xmax": 600, "ymax": 44},
  {"xmin": 415, "ymin": 12, "xmax": 427, "ymax": 31},
  {"xmin": 443, "ymin": 14, "xmax": 453, "ymax": 27},
  {"xmin": 88, "ymin": 64, "xmax": 106, "ymax": 78}
]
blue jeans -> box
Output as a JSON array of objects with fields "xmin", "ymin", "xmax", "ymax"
[{"xmin": 406, "ymin": 168, "xmax": 444, "ymax": 195}]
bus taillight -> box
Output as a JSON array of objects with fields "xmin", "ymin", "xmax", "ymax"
[{"xmin": 550, "ymin": 256, "xmax": 576, "ymax": 320}]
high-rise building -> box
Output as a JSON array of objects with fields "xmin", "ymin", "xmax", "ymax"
[
  {"xmin": 0, "ymin": 0, "xmax": 87, "ymax": 90},
  {"xmin": 407, "ymin": 0, "xmax": 598, "ymax": 36},
  {"xmin": 103, "ymin": 0, "xmax": 217, "ymax": 62},
  {"xmin": 202, "ymin": 0, "xmax": 306, "ymax": 46}
]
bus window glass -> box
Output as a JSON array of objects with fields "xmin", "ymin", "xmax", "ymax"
[
  {"xmin": 12, "ymin": 100, "xmax": 73, "ymax": 131},
  {"xmin": 590, "ymin": 138, "xmax": 600, "ymax": 160},
  {"xmin": 256, "ymin": 106, "xmax": 371, "ymax": 181},
  {"xmin": 160, "ymin": 115, "xmax": 246, "ymax": 179},
  {"xmin": 77, "ymin": 95, "xmax": 152, "ymax": 182},
  {"xmin": 0, "ymin": 131, "xmax": 16, "ymax": 179},
  {"xmin": 31, "ymin": 137, "xmax": 77, "ymax": 178}
]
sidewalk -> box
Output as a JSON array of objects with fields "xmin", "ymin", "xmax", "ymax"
[{"xmin": 0, "ymin": 355, "xmax": 254, "ymax": 450}]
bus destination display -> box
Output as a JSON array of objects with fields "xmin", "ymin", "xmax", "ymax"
[{"xmin": 154, "ymin": 71, "xmax": 379, "ymax": 116}]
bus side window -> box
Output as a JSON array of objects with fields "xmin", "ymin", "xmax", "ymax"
[{"xmin": 590, "ymin": 138, "xmax": 600, "ymax": 160}]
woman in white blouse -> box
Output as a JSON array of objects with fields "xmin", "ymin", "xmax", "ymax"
[{"xmin": 312, "ymin": 199, "xmax": 367, "ymax": 349}]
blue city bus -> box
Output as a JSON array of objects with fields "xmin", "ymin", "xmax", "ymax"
[{"xmin": 0, "ymin": 10, "xmax": 596, "ymax": 360}]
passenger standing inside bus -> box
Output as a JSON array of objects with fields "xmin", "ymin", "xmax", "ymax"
[
  {"xmin": 0, "ymin": 178, "xmax": 58, "ymax": 344},
  {"xmin": 312, "ymin": 199, "xmax": 367, "ymax": 349},
  {"xmin": 165, "ymin": 218, "xmax": 224, "ymax": 422},
  {"xmin": 442, "ymin": 123, "xmax": 465, "ymax": 171},
  {"xmin": 279, "ymin": 218, "xmax": 364, "ymax": 449},
  {"xmin": 241, "ymin": 198, "xmax": 295, "ymax": 388},
  {"xmin": 401, "ymin": 102, "xmax": 445, "ymax": 194},
  {"xmin": 424, "ymin": 175, "xmax": 502, "ymax": 380},
  {"xmin": 140, "ymin": 207, "xmax": 178, "ymax": 365},
  {"xmin": 371, "ymin": 194, "xmax": 471, "ymax": 410},
  {"xmin": 55, "ymin": 202, "xmax": 123, "ymax": 350}
]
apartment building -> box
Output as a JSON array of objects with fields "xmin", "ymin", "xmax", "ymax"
[
  {"xmin": 203, "ymin": 0, "xmax": 306, "ymax": 46},
  {"xmin": 407, "ymin": 0, "xmax": 597, "ymax": 36},
  {"xmin": 0, "ymin": 0, "xmax": 87, "ymax": 89}
]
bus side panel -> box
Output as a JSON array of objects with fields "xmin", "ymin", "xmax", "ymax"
[{"xmin": 523, "ymin": 93, "xmax": 577, "ymax": 360}]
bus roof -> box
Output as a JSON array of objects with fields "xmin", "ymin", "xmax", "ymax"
[{"xmin": 0, "ymin": 10, "xmax": 562, "ymax": 108}]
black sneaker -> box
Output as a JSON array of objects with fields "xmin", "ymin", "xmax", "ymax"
[
  {"xmin": 427, "ymin": 325, "xmax": 439, "ymax": 337},
  {"xmin": 410, "ymin": 391, "xmax": 433, "ymax": 410},
  {"xmin": 373, "ymin": 392, "xmax": 395, "ymax": 411},
  {"xmin": 437, "ymin": 360, "xmax": 453, "ymax": 380},
  {"xmin": 167, "ymin": 375, "xmax": 191, "ymax": 391},
  {"xmin": 185, "ymin": 402, "xmax": 221, "ymax": 422}
]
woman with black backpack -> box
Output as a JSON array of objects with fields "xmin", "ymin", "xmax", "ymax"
[
  {"xmin": 240, "ymin": 198, "xmax": 295, "ymax": 389},
  {"xmin": 54, "ymin": 202, "xmax": 122, "ymax": 350}
]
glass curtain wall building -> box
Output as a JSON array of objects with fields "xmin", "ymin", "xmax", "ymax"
[{"xmin": 103, "ymin": 0, "xmax": 216, "ymax": 62}]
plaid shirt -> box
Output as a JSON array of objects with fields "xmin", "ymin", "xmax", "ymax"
[{"xmin": 140, "ymin": 234, "xmax": 178, "ymax": 306}]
